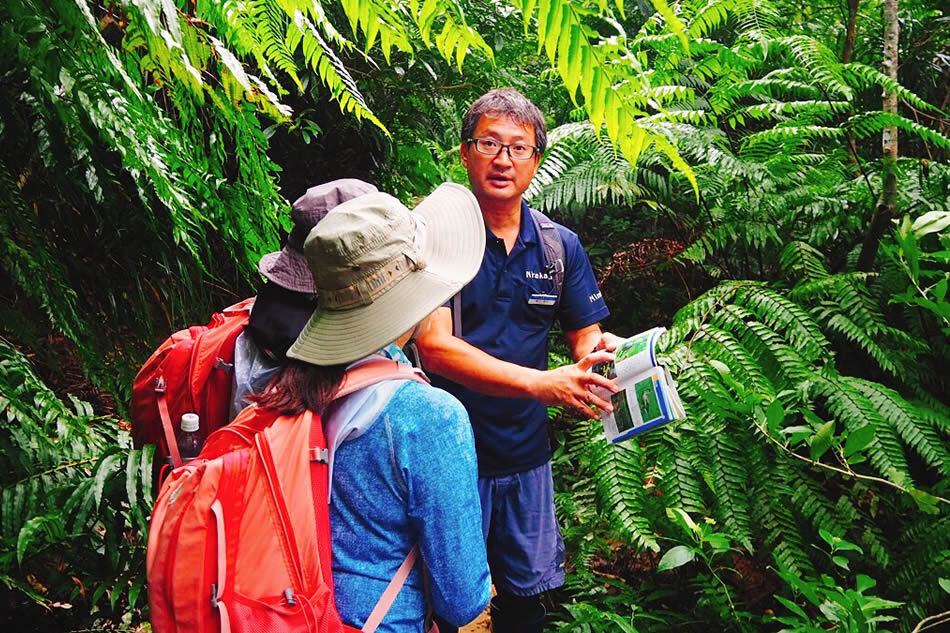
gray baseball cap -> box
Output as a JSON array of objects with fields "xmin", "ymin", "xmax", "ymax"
[{"xmin": 258, "ymin": 178, "xmax": 378, "ymax": 293}]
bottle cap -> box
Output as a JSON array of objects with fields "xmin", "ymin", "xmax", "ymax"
[{"xmin": 180, "ymin": 413, "xmax": 199, "ymax": 432}]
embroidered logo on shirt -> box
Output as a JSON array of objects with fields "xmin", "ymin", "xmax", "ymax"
[
  {"xmin": 588, "ymin": 290, "xmax": 603, "ymax": 303},
  {"xmin": 525, "ymin": 270, "xmax": 552, "ymax": 280}
]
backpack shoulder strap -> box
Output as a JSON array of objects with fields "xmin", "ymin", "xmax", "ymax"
[
  {"xmin": 529, "ymin": 208, "xmax": 566, "ymax": 303},
  {"xmin": 221, "ymin": 296, "xmax": 255, "ymax": 315},
  {"xmin": 451, "ymin": 292, "xmax": 463, "ymax": 337},
  {"xmin": 362, "ymin": 544, "xmax": 420, "ymax": 633},
  {"xmin": 334, "ymin": 357, "xmax": 429, "ymax": 401}
]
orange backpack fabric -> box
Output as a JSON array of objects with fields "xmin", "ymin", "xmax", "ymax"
[
  {"xmin": 147, "ymin": 359, "xmax": 428, "ymax": 633},
  {"xmin": 131, "ymin": 298, "xmax": 254, "ymax": 467}
]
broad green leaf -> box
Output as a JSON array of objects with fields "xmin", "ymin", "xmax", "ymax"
[
  {"xmin": 93, "ymin": 452, "xmax": 122, "ymax": 510},
  {"xmin": 911, "ymin": 211, "xmax": 950, "ymax": 237},
  {"xmin": 939, "ymin": 578, "xmax": 950, "ymax": 594},
  {"xmin": 129, "ymin": 573, "xmax": 146, "ymax": 608},
  {"xmin": 766, "ymin": 399, "xmax": 785, "ymax": 434},
  {"xmin": 648, "ymin": 0, "xmax": 688, "ymax": 53},
  {"xmin": 141, "ymin": 444, "xmax": 155, "ymax": 504},
  {"xmin": 666, "ymin": 507, "xmax": 698, "ymax": 534},
  {"xmin": 705, "ymin": 533, "xmax": 731, "ymax": 554},
  {"xmin": 856, "ymin": 575, "xmax": 876, "ymax": 593},
  {"xmin": 907, "ymin": 487, "xmax": 940, "ymax": 514},
  {"xmin": 934, "ymin": 277, "xmax": 948, "ymax": 303},
  {"xmin": 808, "ymin": 420, "xmax": 835, "ymax": 460},
  {"xmin": 774, "ymin": 595, "xmax": 809, "ymax": 619},
  {"xmin": 126, "ymin": 448, "xmax": 140, "ymax": 510},
  {"xmin": 657, "ymin": 545, "xmax": 695, "ymax": 571},
  {"xmin": 801, "ymin": 408, "xmax": 825, "ymax": 429},
  {"xmin": 843, "ymin": 424, "xmax": 875, "ymax": 457}
]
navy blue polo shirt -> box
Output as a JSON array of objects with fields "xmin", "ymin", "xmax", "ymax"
[{"xmin": 430, "ymin": 201, "xmax": 610, "ymax": 476}]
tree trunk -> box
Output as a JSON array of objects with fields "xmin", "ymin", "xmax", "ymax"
[
  {"xmin": 857, "ymin": 0, "xmax": 899, "ymax": 272},
  {"xmin": 842, "ymin": 0, "xmax": 861, "ymax": 169},
  {"xmin": 842, "ymin": 0, "xmax": 859, "ymax": 64}
]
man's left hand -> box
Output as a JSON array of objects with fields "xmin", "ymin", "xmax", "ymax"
[{"xmin": 595, "ymin": 331, "xmax": 626, "ymax": 353}]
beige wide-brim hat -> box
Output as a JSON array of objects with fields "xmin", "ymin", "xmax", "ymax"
[{"xmin": 287, "ymin": 182, "xmax": 485, "ymax": 366}]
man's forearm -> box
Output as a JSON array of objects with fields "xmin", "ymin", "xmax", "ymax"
[{"xmin": 416, "ymin": 332, "xmax": 544, "ymax": 399}]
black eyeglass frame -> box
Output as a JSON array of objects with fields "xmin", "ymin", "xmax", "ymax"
[{"xmin": 466, "ymin": 137, "xmax": 540, "ymax": 160}]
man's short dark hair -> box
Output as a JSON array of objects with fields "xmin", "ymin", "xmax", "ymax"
[{"xmin": 461, "ymin": 88, "xmax": 547, "ymax": 155}]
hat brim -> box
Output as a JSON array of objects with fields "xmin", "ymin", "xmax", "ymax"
[
  {"xmin": 287, "ymin": 183, "xmax": 485, "ymax": 366},
  {"xmin": 258, "ymin": 250, "xmax": 317, "ymax": 294}
]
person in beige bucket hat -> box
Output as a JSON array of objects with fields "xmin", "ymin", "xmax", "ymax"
[
  {"xmin": 254, "ymin": 182, "xmax": 491, "ymax": 632},
  {"xmin": 287, "ymin": 182, "xmax": 486, "ymax": 366}
]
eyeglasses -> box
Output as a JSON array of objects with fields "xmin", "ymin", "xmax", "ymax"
[{"xmin": 467, "ymin": 138, "xmax": 539, "ymax": 160}]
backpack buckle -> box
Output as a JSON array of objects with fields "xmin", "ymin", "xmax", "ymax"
[
  {"xmin": 546, "ymin": 258, "xmax": 564, "ymax": 277},
  {"xmin": 153, "ymin": 376, "xmax": 166, "ymax": 394},
  {"xmin": 309, "ymin": 447, "xmax": 329, "ymax": 463},
  {"xmin": 214, "ymin": 358, "xmax": 234, "ymax": 373}
]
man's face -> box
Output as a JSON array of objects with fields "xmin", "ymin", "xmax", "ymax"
[{"xmin": 460, "ymin": 114, "xmax": 540, "ymax": 209}]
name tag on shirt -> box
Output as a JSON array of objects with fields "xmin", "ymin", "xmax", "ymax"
[{"xmin": 528, "ymin": 293, "xmax": 558, "ymax": 306}]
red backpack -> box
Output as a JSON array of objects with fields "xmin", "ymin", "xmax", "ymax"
[
  {"xmin": 146, "ymin": 359, "xmax": 430, "ymax": 633},
  {"xmin": 131, "ymin": 298, "xmax": 254, "ymax": 467}
]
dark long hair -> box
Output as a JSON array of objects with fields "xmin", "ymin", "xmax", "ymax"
[{"xmin": 250, "ymin": 360, "xmax": 347, "ymax": 416}]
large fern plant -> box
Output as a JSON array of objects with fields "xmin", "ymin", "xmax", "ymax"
[
  {"xmin": 0, "ymin": 338, "xmax": 154, "ymax": 619},
  {"xmin": 555, "ymin": 241, "xmax": 949, "ymax": 630}
]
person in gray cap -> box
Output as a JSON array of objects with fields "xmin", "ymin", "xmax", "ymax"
[{"xmin": 229, "ymin": 178, "xmax": 377, "ymax": 420}]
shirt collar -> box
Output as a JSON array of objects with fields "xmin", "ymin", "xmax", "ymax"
[{"xmin": 484, "ymin": 200, "xmax": 538, "ymax": 246}]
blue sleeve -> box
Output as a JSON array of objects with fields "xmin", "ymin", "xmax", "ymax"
[
  {"xmin": 398, "ymin": 384, "xmax": 491, "ymax": 625},
  {"xmin": 557, "ymin": 227, "xmax": 610, "ymax": 331}
]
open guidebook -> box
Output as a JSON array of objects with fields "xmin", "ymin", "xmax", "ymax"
[{"xmin": 591, "ymin": 327, "xmax": 686, "ymax": 444}]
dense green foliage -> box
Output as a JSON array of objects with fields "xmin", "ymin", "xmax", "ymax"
[{"xmin": 0, "ymin": 0, "xmax": 947, "ymax": 631}]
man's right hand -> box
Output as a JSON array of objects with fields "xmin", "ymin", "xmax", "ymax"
[{"xmin": 528, "ymin": 350, "xmax": 618, "ymax": 419}]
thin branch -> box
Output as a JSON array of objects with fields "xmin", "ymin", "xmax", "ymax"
[
  {"xmin": 911, "ymin": 610, "xmax": 950, "ymax": 633},
  {"xmin": 752, "ymin": 417, "xmax": 950, "ymax": 506}
]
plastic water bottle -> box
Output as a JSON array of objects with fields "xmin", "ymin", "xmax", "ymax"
[{"xmin": 176, "ymin": 413, "xmax": 203, "ymax": 463}]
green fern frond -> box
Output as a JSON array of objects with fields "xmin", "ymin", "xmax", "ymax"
[
  {"xmin": 727, "ymin": 100, "xmax": 849, "ymax": 128},
  {"xmin": 750, "ymin": 458, "xmax": 816, "ymax": 576},
  {"xmin": 844, "ymin": 62, "xmax": 947, "ymax": 115},
  {"xmin": 644, "ymin": 429, "xmax": 707, "ymax": 515},
  {"xmin": 733, "ymin": 284, "xmax": 829, "ymax": 362},
  {"xmin": 779, "ymin": 241, "xmax": 829, "ymax": 281},
  {"xmin": 693, "ymin": 325, "xmax": 775, "ymax": 395},
  {"xmin": 589, "ymin": 435, "xmax": 661, "ymax": 552},
  {"xmin": 844, "ymin": 378, "xmax": 950, "ymax": 475},
  {"xmin": 891, "ymin": 515, "xmax": 950, "ymax": 627},
  {"xmin": 788, "ymin": 472, "xmax": 849, "ymax": 542},
  {"xmin": 845, "ymin": 111, "xmax": 950, "ymax": 152},
  {"xmin": 775, "ymin": 35, "xmax": 851, "ymax": 99},
  {"xmin": 814, "ymin": 377, "xmax": 912, "ymax": 480},
  {"xmin": 788, "ymin": 273, "xmax": 876, "ymax": 304},
  {"xmin": 695, "ymin": 426, "xmax": 754, "ymax": 550}
]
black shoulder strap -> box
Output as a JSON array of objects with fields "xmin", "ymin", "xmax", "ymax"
[
  {"xmin": 529, "ymin": 208, "xmax": 566, "ymax": 304},
  {"xmin": 451, "ymin": 292, "xmax": 462, "ymax": 338}
]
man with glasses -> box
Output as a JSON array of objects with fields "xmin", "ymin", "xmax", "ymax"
[{"xmin": 416, "ymin": 88, "xmax": 621, "ymax": 633}]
